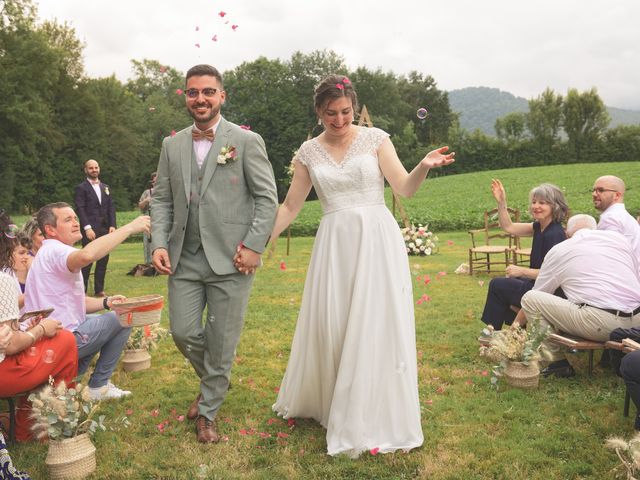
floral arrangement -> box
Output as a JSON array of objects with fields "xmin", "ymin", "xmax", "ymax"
[
  {"xmin": 605, "ymin": 433, "xmax": 640, "ymax": 479},
  {"xmin": 217, "ymin": 145, "xmax": 237, "ymax": 165},
  {"xmin": 28, "ymin": 377, "xmax": 104, "ymax": 440},
  {"xmin": 401, "ymin": 223, "xmax": 438, "ymax": 256},
  {"xmin": 479, "ymin": 316, "xmax": 549, "ymax": 385},
  {"xmin": 126, "ymin": 324, "xmax": 169, "ymax": 351}
]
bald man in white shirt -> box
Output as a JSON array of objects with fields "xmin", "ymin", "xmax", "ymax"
[
  {"xmin": 520, "ymin": 214, "xmax": 640, "ymax": 377},
  {"xmin": 593, "ymin": 175, "xmax": 640, "ymax": 264}
]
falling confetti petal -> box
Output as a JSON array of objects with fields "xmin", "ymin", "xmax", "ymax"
[
  {"xmin": 195, "ymin": 26, "xmax": 199, "ymax": 31},
  {"xmin": 176, "ymin": 88, "xmax": 183, "ymax": 95},
  {"xmin": 231, "ymin": 25, "xmax": 238, "ymax": 31},
  {"xmin": 212, "ymin": 35, "xmax": 218, "ymax": 42},
  {"xmin": 159, "ymin": 66, "xmax": 167, "ymax": 73},
  {"xmin": 170, "ymin": 130, "xmax": 176, "ymax": 137},
  {"xmin": 370, "ymin": 447, "xmax": 380, "ymax": 455},
  {"xmin": 239, "ymin": 125, "xmax": 251, "ymax": 130},
  {"xmin": 219, "ymin": 11, "xmax": 226, "ymax": 17},
  {"xmin": 195, "ymin": 43, "xmax": 200, "ymax": 48}
]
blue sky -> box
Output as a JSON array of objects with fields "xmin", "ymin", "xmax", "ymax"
[{"xmin": 37, "ymin": 0, "xmax": 640, "ymax": 110}]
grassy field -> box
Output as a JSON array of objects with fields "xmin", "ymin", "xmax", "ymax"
[
  {"xmin": 9, "ymin": 161, "xmax": 640, "ymax": 236},
  {"xmin": 6, "ymin": 162, "xmax": 639, "ymax": 479},
  {"xmin": 8, "ymin": 234, "xmax": 634, "ymax": 480}
]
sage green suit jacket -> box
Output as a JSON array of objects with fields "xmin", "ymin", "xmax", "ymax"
[{"xmin": 150, "ymin": 119, "xmax": 278, "ymax": 275}]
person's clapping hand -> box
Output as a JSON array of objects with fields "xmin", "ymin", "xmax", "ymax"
[
  {"xmin": 491, "ymin": 179, "xmax": 506, "ymax": 204},
  {"xmin": 420, "ymin": 146, "xmax": 455, "ymax": 169},
  {"xmin": 0, "ymin": 323, "xmax": 13, "ymax": 353}
]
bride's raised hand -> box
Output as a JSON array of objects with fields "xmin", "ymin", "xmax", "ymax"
[
  {"xmin": 491, "ymin": 179, "xmax": 506, "ymax": 204},
  {"xmin": 420, "ymin": 146, "xmax": 455, "ymax": 169}
]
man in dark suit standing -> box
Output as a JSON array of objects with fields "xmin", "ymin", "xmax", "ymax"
[{"xmin": 74, "ymin": 159, "xmax": 116, "ymax": 296}]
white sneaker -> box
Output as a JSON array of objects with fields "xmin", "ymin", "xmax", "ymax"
[{"xmin": 88, "ymin": 382, "xmax": 132, "ymax": 401}]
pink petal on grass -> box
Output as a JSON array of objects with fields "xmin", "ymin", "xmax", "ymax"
[
  {"xmin": 416, "ymin": 299, "xmax": 423, "ymax": 305},
  {"xmin": 274, "ymin": 386, "xmax": 280, "ymax": 393},
  {"xmin": 267, "ymin": 418, "xmax": 278, "ymax": 425},
  {"xmin": 176, "ymin": 415, "xmax": 185, "ymax": 422},
  {"xmin": 423, "ymin": 276, "xmax": 431, "ymax": 285},
  {"xmin": 481, "ymin": 370, "xmax": 489, "ymax": 376},
  {"xmin": 277, "ymin": 432, "xmax": 289, "ymax": 438},
  {"xmin": 280, "ymin": 261, "xmax": 287, "ymax": 271},
  {"xmin": 436, "ymin": 386, "xmax": 445, "ymax": 394},
  {"xmin": 370, "ymin": 447, "xmax": 380, "ymax": 455},
  {"xmin": 416, "ymin": 275, "xmax": 422, "ymax": 281},
  {"xmin": 259, "ymin": 432, "xmax": 271, "ymax": 438},
  {"xmin": 126, "ymin": 409, "xmax": 133, "ymax": 416},
  {"xmin": 465, "ymin": 379, "xmax": 474, "ymax": 385},
  {"xmin": 447, "ymin": 240, "xmax": 454, "ymax": 246},
  {"xmin": 425, "ymin": 399, "xmax": 433, "ymax": 405},
  {"xmin": 287, "ymin": 418, "xmax": 296, "ymax": 427},
  {"xmin": 239, "ymin": 429, "xmax": 248, "ymax": 435},
  {"xmin": 421, "ymin": 294, "xmax": 431, "ymax": 302},
  {"xmin": 150, "ymin": 409, "xmax": 159, "ymax": 417},
  {"xmin": 478, "ymin": 280, "xmax": 485, "ymax": 287}
]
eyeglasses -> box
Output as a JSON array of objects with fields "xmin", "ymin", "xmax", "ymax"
[
  {"xmin": 185, "ymin": 88, "xmax": 218, "ymax": 99},
  {"xmin": 592, "ymin": 187, "xmax": 618, "ymax": 194}
]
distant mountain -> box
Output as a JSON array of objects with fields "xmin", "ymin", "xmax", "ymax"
[{"xmin": 448, "ymin": 86, "xmax": 640, "ymax": 136}]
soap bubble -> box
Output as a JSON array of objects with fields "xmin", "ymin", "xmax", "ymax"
[{"xmin": 416, "ymin": 108, "xmax": 428, "ymax": 120}]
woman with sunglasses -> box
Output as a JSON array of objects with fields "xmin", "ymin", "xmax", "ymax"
[{"xmin": 0, "ymin": 212, "xmax": 77, "ymax": 442}]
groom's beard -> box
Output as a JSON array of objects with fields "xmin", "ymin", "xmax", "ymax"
[{"xmin": 188, "ymin": 102, "xmax": 220, "ymax": 125}]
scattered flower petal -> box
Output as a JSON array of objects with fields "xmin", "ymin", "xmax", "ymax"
[
  {"xmin": 126, "ymin": 409, "xmax": 133, "ymax": 416},
  {"xmin": 231, "ymin": 25, "xmax": 238, "ymax": 31},
  {"xmin": 218, "ymin": 11, "xmax": 226, "ymax": 17},
  {"xmin": 436, "ymin": 386, "xmax": 445, "ymax": 394},
  {"xmin": 195, "ymin": 43, "xmax": 200, "ymax": 48},
  {"xmin": 277, "ymin": 432, "xmax": 289, "ymax": 438},
  {"xmin": 150, "ymin": 409, "xmax": 159, "ymax": 417},
  {"xmin": 287, "ymin": 418, "xmax": 296, "ymax": 427},
  {"xmin": 481, "ymin": 370, "xmax": 489, "ymax": 376},
  {"xmin": 195, "ymin": 26, "xmax": 200, "ymax": 31},
  {"xmin": 212, "ymin": 35, "xmax": 218, "ymax": 42},
  {"xmin": 478, "ymin": 280, "xmax": 485, "ymax": 287},
  {"xmin": 176, "ymin": 88, "xmax": 183, "ymax": 95},
  {"xmin": 177, "ymin": 415, "xmax": 185, "ymax": 422},
  {"xmin": 170, "ymin": 130, "xmax": 176, "ymax": 137},
  {"xmin": 447, "ymin": 240, "xmax": 454, "ymax": 246},
  {"xmin": 280, "ymin": 261, "xmax": 287, "ymax": 271}
]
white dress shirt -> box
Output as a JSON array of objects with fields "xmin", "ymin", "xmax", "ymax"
[
  {"xmin": 192, "ymin": 118, "xmax": 221, "ymax": 169},
  {"xmin": 533, "ymin": 229, "xmax": 640, "ymax": 312},
  {"xmin": 598, "ymin": 202, "xmax": 640, "ymax": 264}
]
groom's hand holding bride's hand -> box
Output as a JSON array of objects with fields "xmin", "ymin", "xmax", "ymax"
[{"xmin": 233, "ymin": 246, "xmax": 261, "ymax": 275}]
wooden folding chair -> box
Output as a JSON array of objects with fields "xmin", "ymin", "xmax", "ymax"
[{"xmin": 468, "ymin": 208, "xmax": 519, "ymax": 275}]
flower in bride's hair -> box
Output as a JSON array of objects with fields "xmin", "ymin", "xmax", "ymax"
[
  {"xmin": 342, "ymin": 77, "xmax": 351, "ymax": 85},
  {"xmin": 335, "ymin": 83, "xmax": 344, "ymax": 90}
]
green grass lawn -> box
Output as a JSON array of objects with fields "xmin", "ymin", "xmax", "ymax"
[{"xmin": 9, "ymin": 236, "xmax": 632, "ymax": 479}]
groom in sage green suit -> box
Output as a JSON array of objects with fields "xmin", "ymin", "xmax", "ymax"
[{"xmin": 151, "ymin": 64, "xmax": 278, "ymax": 443}]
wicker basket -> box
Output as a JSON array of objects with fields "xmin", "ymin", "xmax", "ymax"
[
  {"xmin": 504, "ymin": 361, "xmax": 540, "ymax": 389},
  {"xmin": 45, "ymin": 433, "xmax": 96, "ymax": 479},
  {"xmin": 122, "ymin": 348, "xmax": 152, "ymax": 372},
  {"xmin": 112, "ymin": 294, "xmax": 163, "ymax": 327}
]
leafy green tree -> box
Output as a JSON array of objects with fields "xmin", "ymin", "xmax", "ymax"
[
  {"xmin": 495, "ymin": 112, "xmax": 528, "ymax": 143},
  {"xmin": 526, "ymin": 88, "xmax": 563, "ymax": 147},
  {"xmin": 562, "ymin": 88, "xmax": 610, "ymax": 162}
]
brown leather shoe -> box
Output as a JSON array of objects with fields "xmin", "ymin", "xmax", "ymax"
[
  {"xmin": 196, "ymin": 415, "xmax": 220, "ymax": 443},
  {"xmin": 187, "ymin": 393, "xmax": 202, "ymax": 420}
]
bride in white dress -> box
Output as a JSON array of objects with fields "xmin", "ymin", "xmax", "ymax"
[{"xmin": 270, "ymin": 75, "xmax": 455, "ymax": 458}]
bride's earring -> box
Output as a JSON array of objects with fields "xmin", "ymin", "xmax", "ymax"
[{"xmin": 317, "ymin": 118, "xmax": 322, "ymax": 126}]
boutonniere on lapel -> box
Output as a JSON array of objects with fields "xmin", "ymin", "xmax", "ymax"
[
  {"xmin": 217, "ymin": 145, "xmax": 238, "ymax": 165},
  {"xmin": 104, "ymin": 186, "xmax": 110, "ymax": 195}
]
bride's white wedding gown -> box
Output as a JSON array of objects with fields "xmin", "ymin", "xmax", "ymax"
[{"xmin": 272, "ymin": 126, "xmax": 423, "ymax": 458}]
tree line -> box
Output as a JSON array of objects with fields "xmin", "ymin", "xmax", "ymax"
[{"xmin": 2, "ymin": 0, "xmax": 638, "ymax": 214}]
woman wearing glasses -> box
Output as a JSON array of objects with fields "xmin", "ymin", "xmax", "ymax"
[
  {"xmin": 480, "ymin": 180, "xmax": 569, "ymax": 330},
  {"xmin": 0, "ymin": 213, "xmax": 77, "ymax": 442}
]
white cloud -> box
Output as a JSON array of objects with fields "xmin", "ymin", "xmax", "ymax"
[{"xmin": 36, "ymin": 0, "xmax": 640, "ymax": 109}]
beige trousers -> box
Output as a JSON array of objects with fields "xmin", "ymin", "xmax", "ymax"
[{"xmin": 521, "ymin": 290, "xmax": 640, "ymax": 362}]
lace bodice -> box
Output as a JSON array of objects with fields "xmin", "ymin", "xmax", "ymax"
[{"xmin": 295, "ymin": 127, "xmax": 389, "ymax": 214}]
